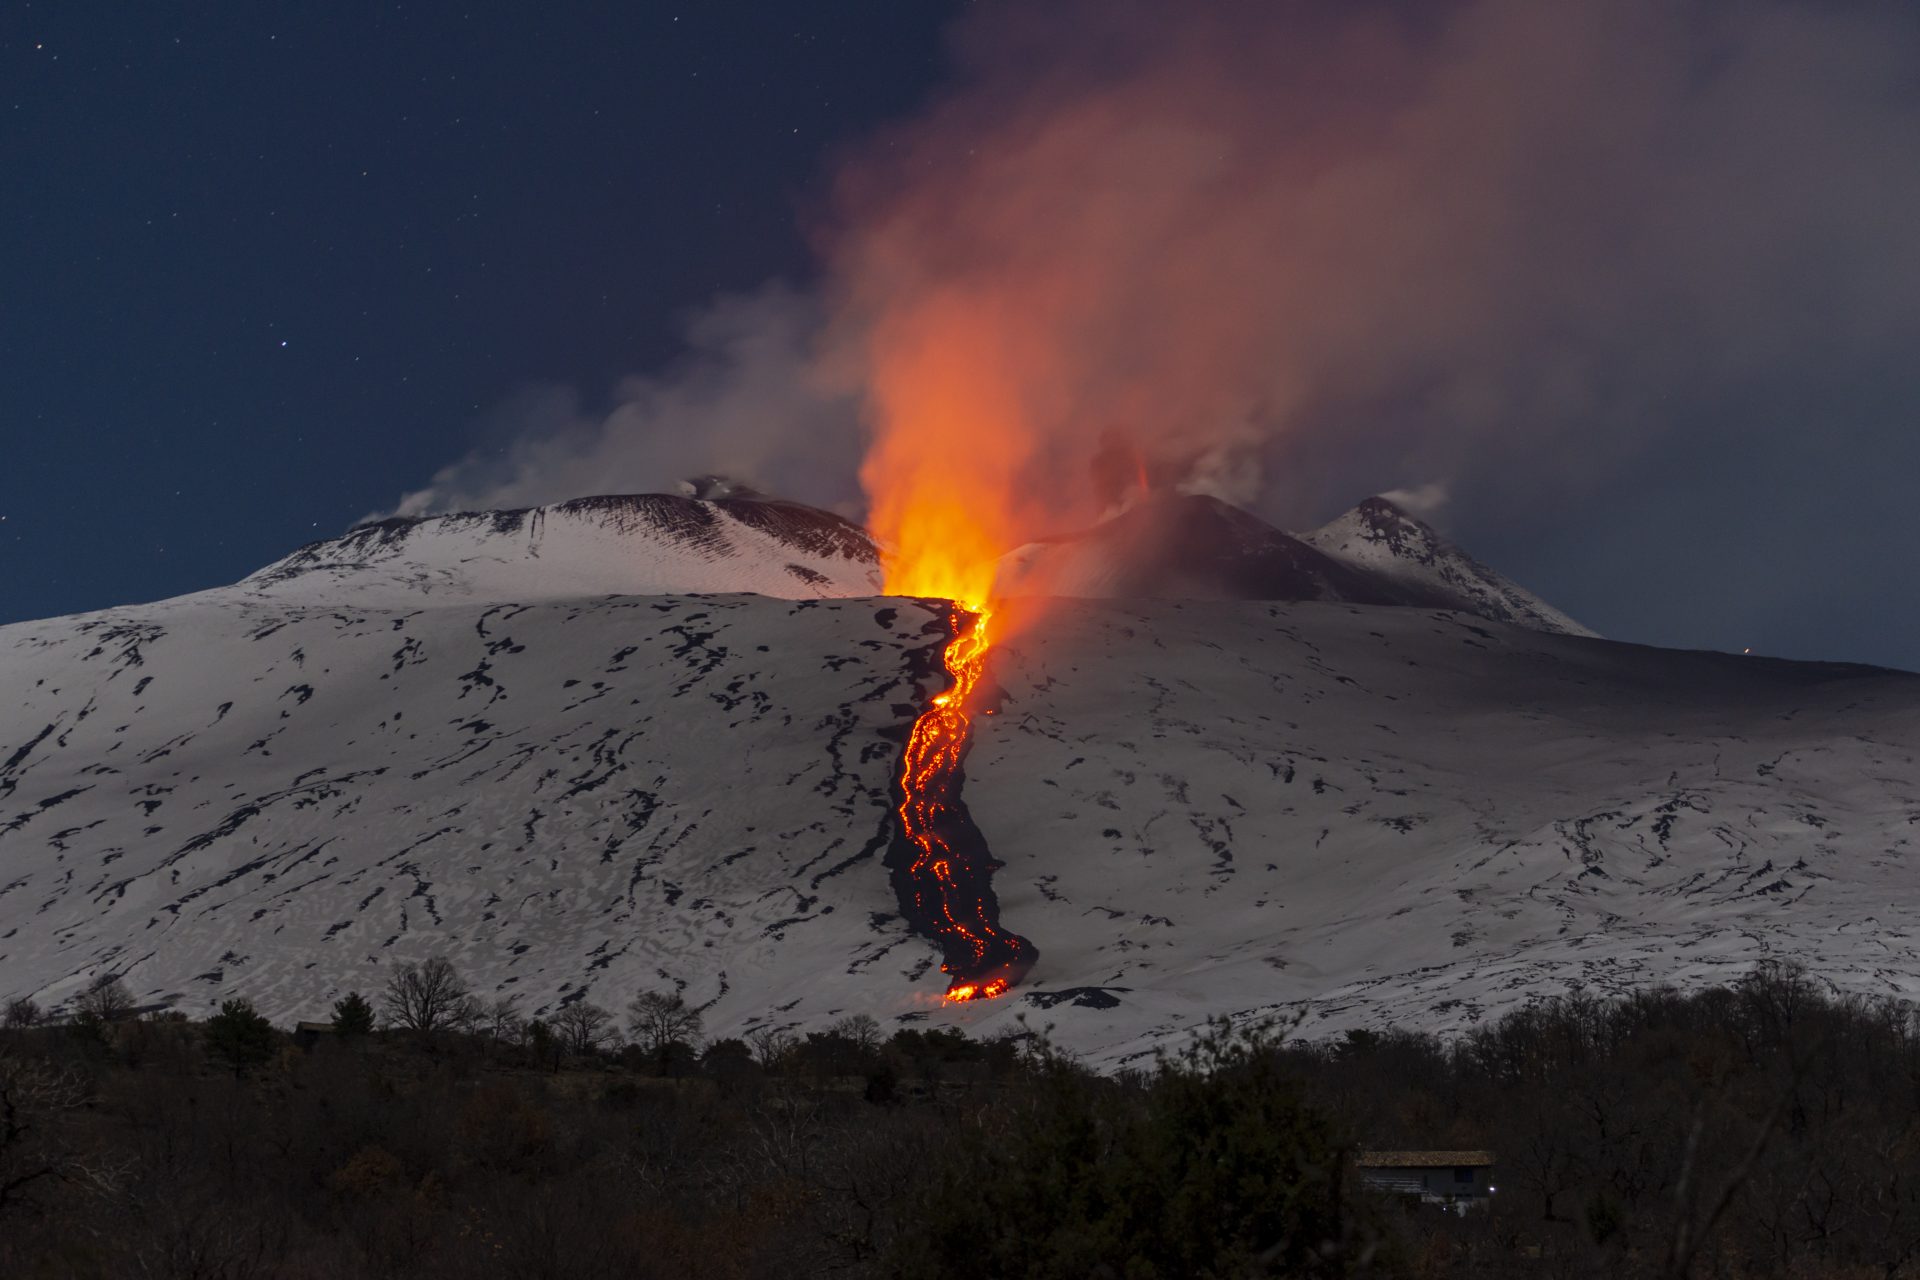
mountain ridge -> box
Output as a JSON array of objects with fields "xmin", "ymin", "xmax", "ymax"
[
  {"xmin": 996, "ymin": 491, "xmax": 1594, "ymax": 637},
  {"xmin": 242, "ymin": 491, "xmax": 883, "ymax": 606}
]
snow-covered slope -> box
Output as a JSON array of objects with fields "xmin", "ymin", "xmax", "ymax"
[
  {"xmin": 0, "ymin": 589, "xmax": 934, "ymax": 1030},
  {"xmin": 243, "ymin": 492, "xmax": 881, "ymax": 605},
  {"xmin": 966, "ymin": 604, "xmax": 1916, "ymax": 1056},
  {"xmin": 1302, "ymin": 496, "xmax": 1595, "ymax": 637},
  {"xmin": 3, "ymin": 571, "xmax": 1915, "ymax": 1064}
]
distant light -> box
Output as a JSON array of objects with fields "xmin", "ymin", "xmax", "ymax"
[{"xmin": 279, "ymin": 340, "xmax": 288, "ymax": 348}]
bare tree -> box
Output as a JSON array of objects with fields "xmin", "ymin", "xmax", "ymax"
[
  {"xmin": 830, "ymin": 1014, "xmax": 883, "ymax": 1055},
  {"xmin": 748, "ymin": 1025, "xmax": 796, "ymax": 1071},
  {"xmin": 481, "ymin": 995, "xmax": 525, "ymax": 1045},
  {"xmin": 448, "ymin": 994, "xmax": 487, "ymax": 1036},
  {"xmin": 74, "ymin": 975, "xmax": 136, "ymax": 1025},
  {"xmin": 379, "ymin": 957, "xmax": 469, "ymax": 1034},
  {"xmin": 550, "ymin": 1002, "xmax": 619, "ymax": 1057},
  {"xmin": 2, "ymin": 998, "xmax": 39, "ymax": 1030},
  {"xmin": 0, "ymin": 1053, "xmax": 124, "ymax": 1220},
  {"xmin": 627, "ymin": 990, "xmax": 703, "ymax": 1065}
]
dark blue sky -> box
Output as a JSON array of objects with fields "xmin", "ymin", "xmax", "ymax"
[
  {"xmin": 3, "ymin": 2, "xmax": 1916, "ymax": 674},
  {"xmin": 0, "ymin": 3, "xmax": 956, "ymax": 624}
]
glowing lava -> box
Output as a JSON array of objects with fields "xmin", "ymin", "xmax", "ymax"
[
  {"xmin": 894, "ymin": 602, "xmax": 1034, "ymax": 1003},
  {"xmin": 856, "ymin": 298, "xmax": 1041, "ymax": 1001}
]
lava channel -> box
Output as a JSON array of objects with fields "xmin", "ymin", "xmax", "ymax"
[{"xmin": 890, "ymin": 603, "xmax": 1035, "ymax": 1003}]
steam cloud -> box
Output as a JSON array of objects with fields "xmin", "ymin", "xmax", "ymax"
[
  {"xmin": 387, "ymin": 287, "xmax": 861, "ymax": 518},
  {"xmin": 395, "ymin": 0, "xmax": 1920, "ymax": 550}
]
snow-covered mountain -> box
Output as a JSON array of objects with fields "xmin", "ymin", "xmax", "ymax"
[
  {"xmin": 997, "ymin": 493, "xmax": 1593, "ymax": 637},
  {"xmin": 2, "ymin": 491, "xmax": 1914, "ymax": 1065},
  {"xmin": 244, "ymin": 490, "xmax": 881, "ymax": 605},
  {"xmin": 1301, "ymin": 496, "xmax": 1594, "ymax": 637}
]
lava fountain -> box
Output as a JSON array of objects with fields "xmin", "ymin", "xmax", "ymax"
[{"xmin": 856, "ymin": 296, "xmax": 1050, "ymax": 1002}]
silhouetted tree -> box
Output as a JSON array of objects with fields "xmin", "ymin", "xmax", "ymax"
[
  {"xmin": 627, "ymin": 989, "xmax": 702, "ymax": 1072},
  {"xmin": 831, "ymin": 1013, "xmax": 883, "ymax": 1054},
  {"xmin": 379, "ymin": 956, "xmax": 468, "ymax": 1034},
  {"xmin": 701, "ymin": 1037, "xmax": 758, "ymax": 1091},
  {"xmin": 2, "ymin": 997, "xmax": 39, "ymax": 1030},
  {"xmin": 205, "ymin": 999, "xmax": 276, "ymax": 1076},
  {"xmin": 329, "ymin": 991, "xmax": 375, "ymax": 1037},
  {"xmin": 896, "ymin": 1020, "xmax": 1370, "ymax": 1278},
  {"xmin": 525, "ymin": 1018, "xmax": 561, "ymax": 1072},
  {"xmin": 480, "ymin": 995, "xmax": 525, "ymax": 1045},
  {"xmin": 747, "ymin": 1025, "xmax": 795, "ymax": 1072},
  {"xmin": 74, "ymin": 975, "xmax": 135, "ymax": 1025},
  {"xmin": 550, "ymin": 1001, "xmax": 618, "ymax": 1057}
]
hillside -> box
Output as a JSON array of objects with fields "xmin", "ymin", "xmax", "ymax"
[{"xmin": 3, "ymin": 567, "xmax": 1913, "ymax": 1064}]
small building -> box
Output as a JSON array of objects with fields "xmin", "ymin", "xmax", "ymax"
[
  {"xmin": 292, "ymin": 1020, "xmax": 336, "ymax": 1050},
  {"xmin": 1355, "ymin": 1151, "xmax": 1496, "ymax": 1211}
]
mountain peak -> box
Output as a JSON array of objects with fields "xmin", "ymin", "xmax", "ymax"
[
  {"xmin": 245, "ymin": 490, "xmax": 880, "ymax": 606},
  {"xmin": 679, "ymin": 474, "xmax": 765, "ymax": 501},
  {"xmin": 1302, "ymin": 496, "xmax": 1596, "ymax": 637}
]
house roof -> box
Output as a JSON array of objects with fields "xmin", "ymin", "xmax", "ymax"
[{"xmin": 1355, "ymin": 1151, "xmax": 1495, "ymax": 1168}]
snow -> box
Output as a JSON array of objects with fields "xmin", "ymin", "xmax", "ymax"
[
  {"xmin": 966, "ymin": 602, "xmax": 1917, "ymax": 1060},
  {"xmin": 4, "ymin": 565, "xmax": 1915, "ymax": 1066},
  {"xmin": 1300, "ymin": 497, "xmax": 1596, "ymax": 637},
  {"xmin": 240, "ymin": 492, "xmax": 882, "ymax": 606}
]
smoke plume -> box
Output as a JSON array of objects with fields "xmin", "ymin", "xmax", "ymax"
[
  {"xmin": 397, "ymin": 0, "xmax": 1920, "ymax": 574},
  {"xmin": 385, "ymin": 286, "xmax": 860, "ymax": 518}
]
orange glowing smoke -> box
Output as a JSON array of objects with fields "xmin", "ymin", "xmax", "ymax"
[
  {"xmin": 857, "ymin": 292, "xmax": 1048, "ymax": 610},
  {"xmin": 856, "ymin": 294, "xmax": 1044, "ymax": 1004}
]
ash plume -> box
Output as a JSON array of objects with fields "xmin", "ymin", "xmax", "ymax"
[
  {"xmin": 826, "ymin": 0, "xmax": 1920, "ymax": 539},
  {"xmin": 393, "ymin": 0, "xmax": 1920, "ymax": 659}
]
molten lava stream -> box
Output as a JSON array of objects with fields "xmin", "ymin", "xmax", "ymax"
[{"xmin": 896, "ymin": 604, "xmax": 1034, "ymax": 1004}]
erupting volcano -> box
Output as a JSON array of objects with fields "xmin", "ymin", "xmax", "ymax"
[
  {"xmin": 854, "ymin": 295, "xmax": 1055, "ymax": 1001},
  {"xmin": 892, "ymin": 602, "xmax": 1035, "ymax": 1002}
]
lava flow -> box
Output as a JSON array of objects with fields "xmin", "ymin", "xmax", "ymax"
[{"xmin": 893, "ymin": 602, "xmax": 1035, "ymax": 1003}]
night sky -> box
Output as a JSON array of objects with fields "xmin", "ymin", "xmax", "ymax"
[
  {"xmin": 3, "ymin": 3, "xmax": 1917, "ymax": 673},
  {"xmin": 1, "ymin": 3, "xmax": 956, "ymax": 625}
]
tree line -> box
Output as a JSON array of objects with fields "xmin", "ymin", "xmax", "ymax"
[{"xmin": 3, "ymin": 959, "xmax": 1919, "ymax": 1277}]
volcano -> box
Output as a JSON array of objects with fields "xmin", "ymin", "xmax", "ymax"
[
  {"xmin": 1, "ymin": 487, "xmax": 1915, "ymax": 1065},
  {"xmin": 995, "ymin": 493, "xmax": 1592, "ymax": 636}
]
